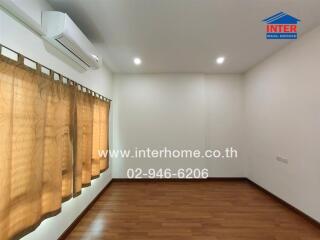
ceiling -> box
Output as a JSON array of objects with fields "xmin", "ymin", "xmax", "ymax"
[{"xmin": 48, "ymin": 0, "xmax": 320, "ymax": 74}]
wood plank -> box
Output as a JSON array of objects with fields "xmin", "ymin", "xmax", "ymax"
[{"xmin": 65, "ymin": 181, "xmax": 320, "ymax": 240}]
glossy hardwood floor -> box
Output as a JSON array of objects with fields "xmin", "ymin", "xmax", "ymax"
[{"xmin": 66, "ymin": 181, "xmax": 320, "ymax": 240}]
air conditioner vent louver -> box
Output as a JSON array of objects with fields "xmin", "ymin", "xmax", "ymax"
[{"xmin": 56, "ymin": 38, "xmax": 91, "ymax": 68}]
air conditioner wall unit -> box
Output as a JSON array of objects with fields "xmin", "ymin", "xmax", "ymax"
[{"xmin": 42, "ymin": 11, "xmax": 101, "ymax": 70}]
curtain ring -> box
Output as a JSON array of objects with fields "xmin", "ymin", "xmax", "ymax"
[
  {"xmin": 17, "ymin": 54, "xmax": 24, "ymax": 66},
  {"xmin": 49, "ymin": 70, "xmax": 54, "ymax": 80}
]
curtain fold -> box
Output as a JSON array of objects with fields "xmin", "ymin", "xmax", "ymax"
[
  {"xmin": 39, "ymin": 76, "xmax": 63, "ymax": 215},
  {"xmin": 91, "ymin": 98, "xmax": 101, "ymax": 177},
  {"xmin": 92, "ymin": 99, "xmax": 110, "ymax": 177},
  {"xmin": 56, "ymin": 82, "xmax": 74, "ymax": 200},
  {"xmin": 99, "ymin": 100, "xmax": 110, "ymax": 171},
  {"xmin": 74, "ymin": 89, "xmax": 93, "ymax": 194}
]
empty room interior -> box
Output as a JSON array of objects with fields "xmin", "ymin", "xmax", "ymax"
[{"xmin": 0, "ymin": 0, "xmax": 320, "ymax": 239}]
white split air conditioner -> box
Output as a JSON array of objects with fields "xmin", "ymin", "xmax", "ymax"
[{"xmin": 42, "ymin": 11, "xmax": 101, "ymax": 70}]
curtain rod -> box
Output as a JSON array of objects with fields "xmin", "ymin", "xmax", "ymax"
[{"xmin": 0, "ymin": 44, "xmax": 112, "ymax": 102}]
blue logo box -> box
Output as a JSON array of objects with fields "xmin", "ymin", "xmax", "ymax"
[{"xmin": 266, "ymin": 33, "xmax": 297, "ymax": 39}]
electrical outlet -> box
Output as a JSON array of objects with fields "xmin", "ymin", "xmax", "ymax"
[{"xmin": 276, "ymin": 156, "xmax": 289, "ymax": 164}]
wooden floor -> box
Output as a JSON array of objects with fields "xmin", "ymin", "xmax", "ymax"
[{"xmin": 66, "ymin": 181, "xmax": 320, "ymax": 240}]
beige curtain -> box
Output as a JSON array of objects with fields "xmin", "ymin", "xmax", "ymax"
[
  {"xmin": 0, "ymin": 57, "xmax": 73, "ymax": 239},
  {"xmin": 91, "ymin": 98, "xmax": 101, "ymax": 177},
  {"xmin": 74, "ymin": 89, "xmax": 94, "ymax": 194},
  {"xmin": 56, "ymin": 82, "xmax": 74, "ymax": 200},
  {"xmin": 0, "ymin": 51, "xmax": 110, "ymax": 239},
  {"xmin": 99, "ymin": 100, "xmax": 110, "ymax": 171},
  {"xmin": 92, "ymin": 99, "xmax": 110, "ymax": 177},
  {"xmin": 40, "ymin": 78, "xmax": 62, "ymax": 217}
]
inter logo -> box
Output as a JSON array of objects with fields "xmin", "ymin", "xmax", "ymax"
[{"xmin": 263, "ymin": 12, "xmax": 300, "ymax": 40}]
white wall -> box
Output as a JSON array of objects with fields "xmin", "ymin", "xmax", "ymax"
[
  {"xmin": 244, "ymin": 26, "xmax": 320, "ymax": 222},
  {"xmin": 0, "ymin": 1, "xmax": 114, "ymax": 239},
  {"xmin": 205, "ymin": 75, "xmax": 245, "ymax": 177},
  {"xmin": 113, "ymin": 74, "xmax": 244, "ymax": 178}
]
